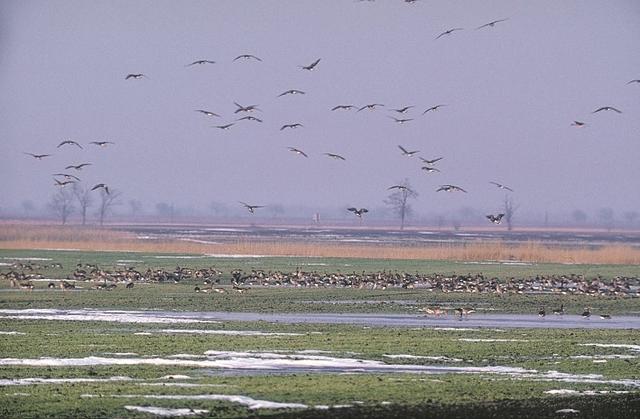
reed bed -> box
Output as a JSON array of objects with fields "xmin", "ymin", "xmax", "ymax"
[{"xmin": 1, "ymin": 224, "xmax": 639, "ymax": 264}]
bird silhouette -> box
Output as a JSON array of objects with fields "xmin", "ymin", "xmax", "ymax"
[
  {"xmin": 389, "ymin": 116, "xmax": 414, "ymax": 124},
  {"xmin": 571, "ymin": 121, "xmax": 586, "ymax": 127},
  {"xmin": 237, "ymin": 115, "xmax": 263, "ymax": 123},
  {"xmin": 280, "ymin": 123, "xmax": 304, "ymax": 130},
  {"xmin": 358, "ymin": 103, "xmax": 384, "ymax": 111},
  {"xmin": 323, "ymin": 153, "xmax": 346, "ymax": 160},
  {"xmin": 390, "ymin": 106, "xmax": 414, "ymax": 114},
  {"xmin": 486, "ymin": 213, "xmax": 505, "ymax": 224},
  {"xmin": 234, "ymin": 54, "xmax": 262, "ymax": 62},
  {"xmin": 331, "ymin": 105, "xmax": 356, "ymax": 111},
  {"xmin": 347, "ymin": 207, "xmax": 369, "ymax": 218},
  {"xmin": 125, "ymin": 73, "xmax": 148, "ymax": 80},
  {"xmin": 24, "ymin": 153, "xmax": 52, "ymax": 160},
  {"xmin": 239, "ymin": 202, "xmax": 264, "ymax": 213},
  {"xmin": 476, "ymin": 18, "xmax": 508, "ymax": 30},
  {"xmin": 300, "ymin": 58, "xmax": 321, "ymax": 70},
  {"xmin": 57, "ymin": 139, "xmax": 83, "ymax": 149},
  {"xmin": 186, "ymin": 60, "xmax": 216, "ymax": 66},
  {"xmin": 195, "ymin": 110, "xmax": 220, "ymax": 117},
  {"xmin": 398, "ymin": 145, "xmax": 419, "ymax": 156},
  {"xmin": 388, "ymin": 185, "xmax": 413, "ymax": 192},
  {"xmin": 65, "ymin": 163, "xmax": 92, "ymax": 170},
  {"xmin": 278, "ymin": 89, "xmax": 306, "ymax": 97},
  {"xmin": 435, "ymin": 28, "xmax": 463, "ymax": 39},
  {"xmin": 214, "ymin": 123, "xmax": 234, "ymax": 130},
  {"xmin": 419, "ymin": 157, "xmax": 443, "ymax": 165},
  {"xmin": 90, "ymin": 141, "xmax": 115, "ymax": 147},
  {"xmin": 421, "ymin": 166, "xmax": 440, "ymax": 173},
  {"xmin": 91, "ymin": 183, "xmax": 110, "ymax": 194},
  {"xmin": 53, "ymin": 173, "xmax": 80, "ymax": 181},
  {"xmin": 234, "ymin": 102, "xmax": 261, "ymax": 113},
  {"xmin": 54, "ymin": 179, "xmax": 75, "ymax": 187},
  {"xmin": 437, "ymin": 184, "xmax": 467, "ymax": 193},
  {"xmin": 592, "ymin": 106, "xmax": 622, "ymax": 114},
  {"xmin": 490, "ymin": 181, "xmax": 514, "ymax": 192},
  {"xmin": 288, "ymin": 147, "xmax": 308, "ymax": 158},
  {"xmin": 423, "ymin": 104, "xmax": 446, "ymax": 114}
]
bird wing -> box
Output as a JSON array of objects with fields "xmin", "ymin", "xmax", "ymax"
[{"xmin": 398, "ymin": 145, "xmax": 409, "ymax": 154}]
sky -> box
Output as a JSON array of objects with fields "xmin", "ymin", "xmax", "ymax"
[{"xmin": 1, "ymin": 0, "xmax": 639, "ymax": 221}]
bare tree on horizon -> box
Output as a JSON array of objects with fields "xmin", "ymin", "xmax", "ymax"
[
  {"xmin": 384, "ymin": 179, "xmax": 418, "ymax": 230},
  {"xmin": 48, "ymin": 189, "xmax": 75, "ymax": 225},
  {"xmin": 503, "ymin": 195, "xmax": 519, "ymax": 231},
  {"xmin": 72, "ymin": 183, "xmax": 93, "ymax": 225},
  {"xmin": 96, "ymin": 189, "xmax": 121, "ymax": 226}
]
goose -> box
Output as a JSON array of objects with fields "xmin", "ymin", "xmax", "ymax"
[
  {"xmin": 237, "ymin": 115, "xmax": 263, "ymax": 123},
  {"xmin": 581, "ymin": 307, "xmax": 591, "ymax": 318},
  {"xmin": 186, "ymin": 60, "xmax": 215, "ymax": 66},
  {"xmin": 331, "ymin": 105, "xmax": 356, "ymax": 111},
  {"xmin": 486, "ymin": 213, "xmax": 505, "ymax": 224},
  {"xmin": 388, "ymin": 185, "xmax": 413, "ymax": 192},
  {"xmin": 435, "ymin": 28, "xmax": 463, "ymax": 40},
  {"xmin": 90, "ymin": 141, "xmax": 114, "ymax": 147},
  {"xmin": 323, "ymin": 153, "xmax": 346, "ymax": 160},
  {"xmin": 239, "ymin": 202, "xmax": 264, "ymax": 214},
  {"xmin": 195, "ymin": 110, "xmax": 220, "ymax": 117},
  {"xmin": 389, "ymin": 116, "xmax": 413, "ymax": 124},
  {"xmin": 278, "ymin": 89, "xmax": 306, "ymax": 97},
  {"xmin": 489, "ymin": 181, "xmax": 514, "ymax": 192},
  {"xmin": 24, "ymin": 153, "xmax": 52, "ymax": 160},
  {"xmin": 300, "ymin": 58, "xmax": 321, "ymax": 71},
  {"xmin": 599, "ymin": 314, "xmax": 611, "ymax": 320},
  {"xmin": 125, "ymin": 73, "xmax": 148, "ymax": 80},
  {"xmin": 357, "ymin": 103, "xmax": 384, "ymax": 111},
  {"xmin": 538, "ymin": 307, "xmax": 546, "ymax": 317},
  {"xmin": 233, "ymin": 54, "xmax": 262, "ymax": 62},
  {"xmin": 420, "ymin": 307, "xmax": 446, "ymax": 317},
  {"xmin": 419, "ymin": 157, "xmax": 443, "ymax": 165},
  {"xmin": 54, "ymin": 179, "xmax": 75, "ymax": 187},
  {"xmin": 280, "ymin": 123, "xmax": 303, "ymax": 130},
  {"xmin": 347, "ymin": 207, "xmax": 369, "ymax": 218},
  {"xmin": 454, "ymin": 307, "xmax": 475, "ymax": 317},
  {"xmin": 421, "ymin": 166, "xmax": 440, "ymax": 173},
  {"xmin": 233, "ymin": 102, "xmax": 261, "ymax": 113},
  {"xmin": 627, "ymin": 79, "xmax": 640, "ymax": 84},
  {"xmin": 65, "ymin": 163, "xmax": 92, "ymax": 170},
  {"xmin": 91, "ymin": 184, "xmax": 110, "ymax": 194},
  {"xmin": 437, "ymin": 184, "xmax": 467, "ymax": 193},
  {"xmin": 423, "ymin": 104, "xmax": 446, "ymax": 114},
  {"xmin": 552, "ymin": 304, "xmax": 564, "ymax": 315},
  {"xmin": 571, "ymin": 121, "xmax": 586, "ymax": 127},
  {"xmin": 476, "ymin": 18, "xmax": 508, "ymax": 30},
  {"xmin": 398, "ymin": 145, "xmax": 419, "ymax": 156},
  {"xmin": 592, "ymin": 106, "xmax": 622, "ymax": 114},
  {"xmin": 57, "ymin": 139, "xmax": 83, "ymax": 149},
  {"xmin": 287, "ymin": 147, "xmax": 308, "ymax": 158}
]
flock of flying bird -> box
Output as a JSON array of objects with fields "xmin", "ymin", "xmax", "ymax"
[{"xmin": 22, "ymin": 6, "xmax": 637, "ymax": 226}]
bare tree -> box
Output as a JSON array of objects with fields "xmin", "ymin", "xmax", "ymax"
[
  {"xmin": 96, "ymin": 189, "xmax": 121, "ymax": 226},
  {"xmin": 128, "ymin": 199, "xmax": 142, "ymax": 219},
  {"xmin": 72, "ymin": 183, "xmax": 93, "ymax": 225},
  {"xmin": 384, "ymin": 179, "xmax": 418, "ymax": 230},
  {"xmin": 48, "ymin": 189, "xmax": 75, "ymax": 225},
  {"xmin": 571, "ymin": 209, "xmax": 588, "ymax": 226},
  {"xmin": 503, "ymin": 195, "xmax": 519, "ymax": 231},
  {"xmin": 623, "ymin": 211, "xmax": 638, "ymax": 229},
  {"xmin": 597, "ymin": 207, "xmax": 614, "ymax": 232}
]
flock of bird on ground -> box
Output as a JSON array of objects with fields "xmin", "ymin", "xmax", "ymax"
[{"xmin": 21, "ymin": 5, "xmax": 637, "ymax": 225}]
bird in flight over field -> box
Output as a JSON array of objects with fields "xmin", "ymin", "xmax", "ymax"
[
  {"xmin": 90, "ymin": 141, "xmax": 115, "ymax": 147},
  {"xmin": 358, "ymin": 103, "xmax": 384, "ymax": 111},
  {"xmin": 278, "ymin": 89, "xmax": 306, "ymax": 97},
  {"xmin": 390, "ymin": 106, "xmax": 414, "ymax": 114},
  {"xmin": 476, "ymin": 18, "xmax": 509, "ymax": 30},
  {"xmin": 54, "ymin": 179, "xmax": 75, "ymax": 187},
  {"xmin": 237, "ymin": 115, "xmax": 263, "ymax": 123},
  {"xmin": 388, "ymin": 185, "xmax": 414, "ymax": 193},
  {"xmin": 91, "ymin": 183, "xmax": 110, "ymax": 194},
  {"xmin": 592, "ymin": 106, "xmax": 622, "ymax": 114},
  {"xmin": 65, "ymin": 163, "xmax": 92, "ymax": 170},
  {"xmin": 331, "ymin": 104, "xmax": 356, "ymax": 111},
  {"xmin": 421, "ymin": 166, "xmax": 440, "ymax": 173},
  {"xmin": 324, "ymin": 153, "xmax": 346, "ymax": 160},
  {"xmin": 419, "ymin": 156, "xmax": 443, "ymax": 165},
  {"xmin": 24, "ymin": 153, "xmax": 52, "ymax": 160},
  {"xmin": 195, "ymin": 110, "xmax": 220, "ymax": 117},
  {"xmin": 239, "ymin": 202, "xmax": 264, "ymax": 213},
  {"xmin": 234, "ymin": 102, "xmax": 261, "ymax": 113},
  {"xmin": 490, "ymin": 181, "xmax": 514, "ymax": 192},
  {"xmin": 571, "ymin": 121, "xmax": 586, "ymax": 127},
  {"xmin": 389, "ymin": 116, "xmax": 413, "ymax": 124},
  {"xmin": 57, "ymin": 139, "xmax": 83, "ymax": 149},
  {"xmin": 288, "ymin": 147, "xmax": 308, "ymax": 157},
  {"xmin": 234, "ymin": 54, "xmax": 262, "ymax": 62},
  {"xmin": 398, "ymin": 145, "xmax": 419, "ymax": 156},
  {"xmin": 125, "ymin": 73, "xmax": 148, "ymax": 80},
  {"xmin": 300, "ymin": 58, "xmax": 321, "ymax": 71},
  {"xmin": 280, "ymin": 123, "xmax": 303, "ymax": 130},
  {"xmin": 53, "ymin": 173, "xmax": 81, "ymax": 181},
  {"xmin": 486, "ymin": 213, "xmax": 505, "ymax": 224},
  {"xmin": 437, "ymin": 184, "xmax": 467, "ymax": 193},
  {"xmin": 626, "ymin": 79, "xmax": 640, "ymax": 84},
  {"xmin": 435, "ymin": 28, "xmax": 463, "ymax": 39},
  {"xmin": 214, "ymin": 123, "xmax": 234, "ymax": 130},
  {"xmin": 347, "ymin": 207, "xmax": 369, "ymax": 218},
  {"xmin": 423, "ymin": 104, "xmax": 446, "ymax": 114}
]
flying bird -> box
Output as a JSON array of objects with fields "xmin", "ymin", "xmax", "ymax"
[
  {"xmin": 391, "ymin": 106, "xmax": 414, "ymax": 114},
  {"xmin": 419, "ymin": 156, "xmax": 443, "ymax": 165},
  {"xmin": 571, "ymin": 121, "xmax": 586, "ymax": 127},
  {"xmin": 278, "ymin": 89, "xmax": 306, "ymax": 97},
  {"xmin": 389, "ymin": 116, "xmax": 413, "ymax": 124},
  {"xmin": 90, "ymin": 141, "xmax": 115, "ymax": 147},
  {"xmin": 437, "ymin": 184, "xmax": 467, "ymax": 193},
  {"xmin": 592, "ymin": 106, "xmax": 622, "ymax": 114},
  {"xmin": 435, "ymin": 28, "xmax": 463, "ymax": 40},
  {"xmin": 324, "ymin": 153, "xmax": 346, "ymax": 161},
  {"xmin": 287, "ymin": 147, "xmax": 308, "ymax": 157},
  {"xmin": 53, "ymin": 173, "xmax": 80, "ymax": 181},
  {"xmin": 125, "ymin": 73, "xmax": 148, "ymax": 80},
  {"xmin": 91, "ymin": 183, "xmax": 110, "ymax": 194},
  {"xmin": 186, "ymin": 60, "xmax": 216, "ymax": 66},
  {"xmin": 57, "ymin": 139, "xmax": 83, "ymax": 149},
  {"xmin": 490, "ymin": 181, "xmax": 514, "ymax": 192},
  {"xmin": 54, "ymin": 179, "xmax": 75, "ymax": 187},
  {"xmin": 195, "ymin": 110, "xmax": 220, "ymax": 117},
  {"xmin": 476, "ymin": 18, "xmax": 509, "ymax": 30},
  {"xmin": 214, "ymin": 123, "xmax": 234, "ymax": 130},
  {"xmin": 486, "ymin": 213, "xmax": 505, "ymax": 224},
  {"xmin": 237, "ymin": 115, "xmax": 263, "ymax": 123},
  {"xmin": 24, "ymin": 153, "xmax": 52, "ymax": 160},
  {"xmin": 626, "ymin": 79, "xmax": 640, "ymax": 84},
  {"xmin": 331, "ymin": 105, "xmax": 356, "ymax": 111},
  {"xmin": 421, "ymin": 166, "xmax": 440, "ymax": 173},
  {"xmin": 234, "ymin": 54, "xmax": 262, "ymax": 62},
  {"xmin": 280, "ymin": 123, "xmax": 303, "ymax": 131},
  {"xmin": 388, "ymin": 185, "xmax": 413, "ymax": 193},
  {"xmin": 347, "ymin": 207, "xmax": 369, "ymax": 218},
  {"xmin": 423, "ymin": 104, "xmax": 446, "ymax": 114},
  {"xmin": 234, "ymin": 102, "xmax": 261, "ymax": 113},
  {"xmin": 398, "ymin": 145, "xmax": 419, "ymax": 157},
  {"xmin": 65, "ymin": 163, "xmax": 92, "ymax": 170},
  {"xmin": 358, "ymin": 103, "xmax": 384, "ymax": 111},
  {"xmin": 239, "ymin": 202, "xmax": 264, "ymax": 214},
  {"xmin": 300, "ymin": 58, "xmax": 321, "ymax": 71}
]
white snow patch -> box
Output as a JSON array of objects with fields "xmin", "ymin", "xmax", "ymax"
[
  {"xmin": 578, "ymin": 343, "xmax": 640, "ymax": 352},
  {"xmin": 459, "ymin": 338, "xmax": 529, "ymax": 343},
  {"xmin": 156, "ymin": 329, "xmax": 304, "ymax": 336},
  {"xmin": 2, "ymin": 257, "xmax": 52, "ymax": 261},
  {"xmin": 117, "ymin": 394, "xmax": 307, "ymax": 410},
  {"xmin": 0, "ymin": 331, "xmax": 25, "ymax": 335},
  {"xmin": 545, "ymin": 389, "xmax": 630, "ymax": 396},
  {"xmin": 0, "ymin": 376, "xmax": 134, "ymax": 386},
  {"xmin": 556, "ymin": 408, "xmax": 580, "ymax": 414},
  {"xmin": 8, "ymin": 392, "xmax": 30, "ymax": 396},
  {"xmin": 102, "ymin": 352, "xmax": 138, "ymax": 356},
  {"xmin": 116, "ymin": 260, "xmax": 144, "ymax": 263},
  {"xmin": 204, "ymin": 254, "xmax": 278, "ymax": 258},
  {"xmin": 168, "ymin": 354, "xmax": 205, "ymax": 359},
  {"xmin": 124, "ymin": 406, "xmax": 209, "ymax": 416},
  {"xmin": 159, "ymin": 375, "xmax": 193, "ymax": 380},
  {"xmin": 0, "ymin": 309, "xmax": 220, "ymax": 324},
  {"xmin": 139, "ymin": 383, "xmax": 229, "ymax": 388},
  {"xmin": 383, "ymin": 354, "xmax": 462, "ymax": 362}
]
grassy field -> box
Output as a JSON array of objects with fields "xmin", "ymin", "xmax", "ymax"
[{"xmin": 1, "ymin": 247, "xmax": 639, "ymax": 417}]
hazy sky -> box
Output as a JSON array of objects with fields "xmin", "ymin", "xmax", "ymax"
[{"xmin": 1, "ymin": 0, "xmax": 639, "ymax": 219}]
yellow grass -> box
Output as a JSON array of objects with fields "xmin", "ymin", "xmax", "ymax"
[{"xmin": 1, "ymin": 224, "xmax": 639, "ymax": 264}]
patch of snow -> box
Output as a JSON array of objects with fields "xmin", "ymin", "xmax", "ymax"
[
  {"xmin": 0, "ymin": 309, "xmax": 220, "ymax": 324},
  {"xmin": 383, "ymin": 354, "xmax": 462, "ymax": 362},
  {"xmin": 578, "ymin": 343, "xmax": 640, "ymax": 352},
  {"xmin": 118, "ymin": 395, "xmax": 307, "ymax": 410},
  {"xmin": 556, "ymin": 408, "xmax": 580, "ymax": 414},
  {"xmin": 156, "ymin": 329, "xmax": 304, "ymax": 336},
  {"xmin": 0, "ymin": 376, "xmax": 134, "ymax": 386},
  {"xmin": 0, "ymin": 331, "xmax": 25, "ymax": 335},
  {"xmin": 124, "ymin": 406, "xmax": 209, "ymax": 416},
  {"xmin": 459, "ymin": 338, "xmax": 529, "ymax": 342}
]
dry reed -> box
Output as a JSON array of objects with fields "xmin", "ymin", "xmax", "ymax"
[{"xmin": 1, "ymin": 224, "xmax": 639, "ymax": 264}]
